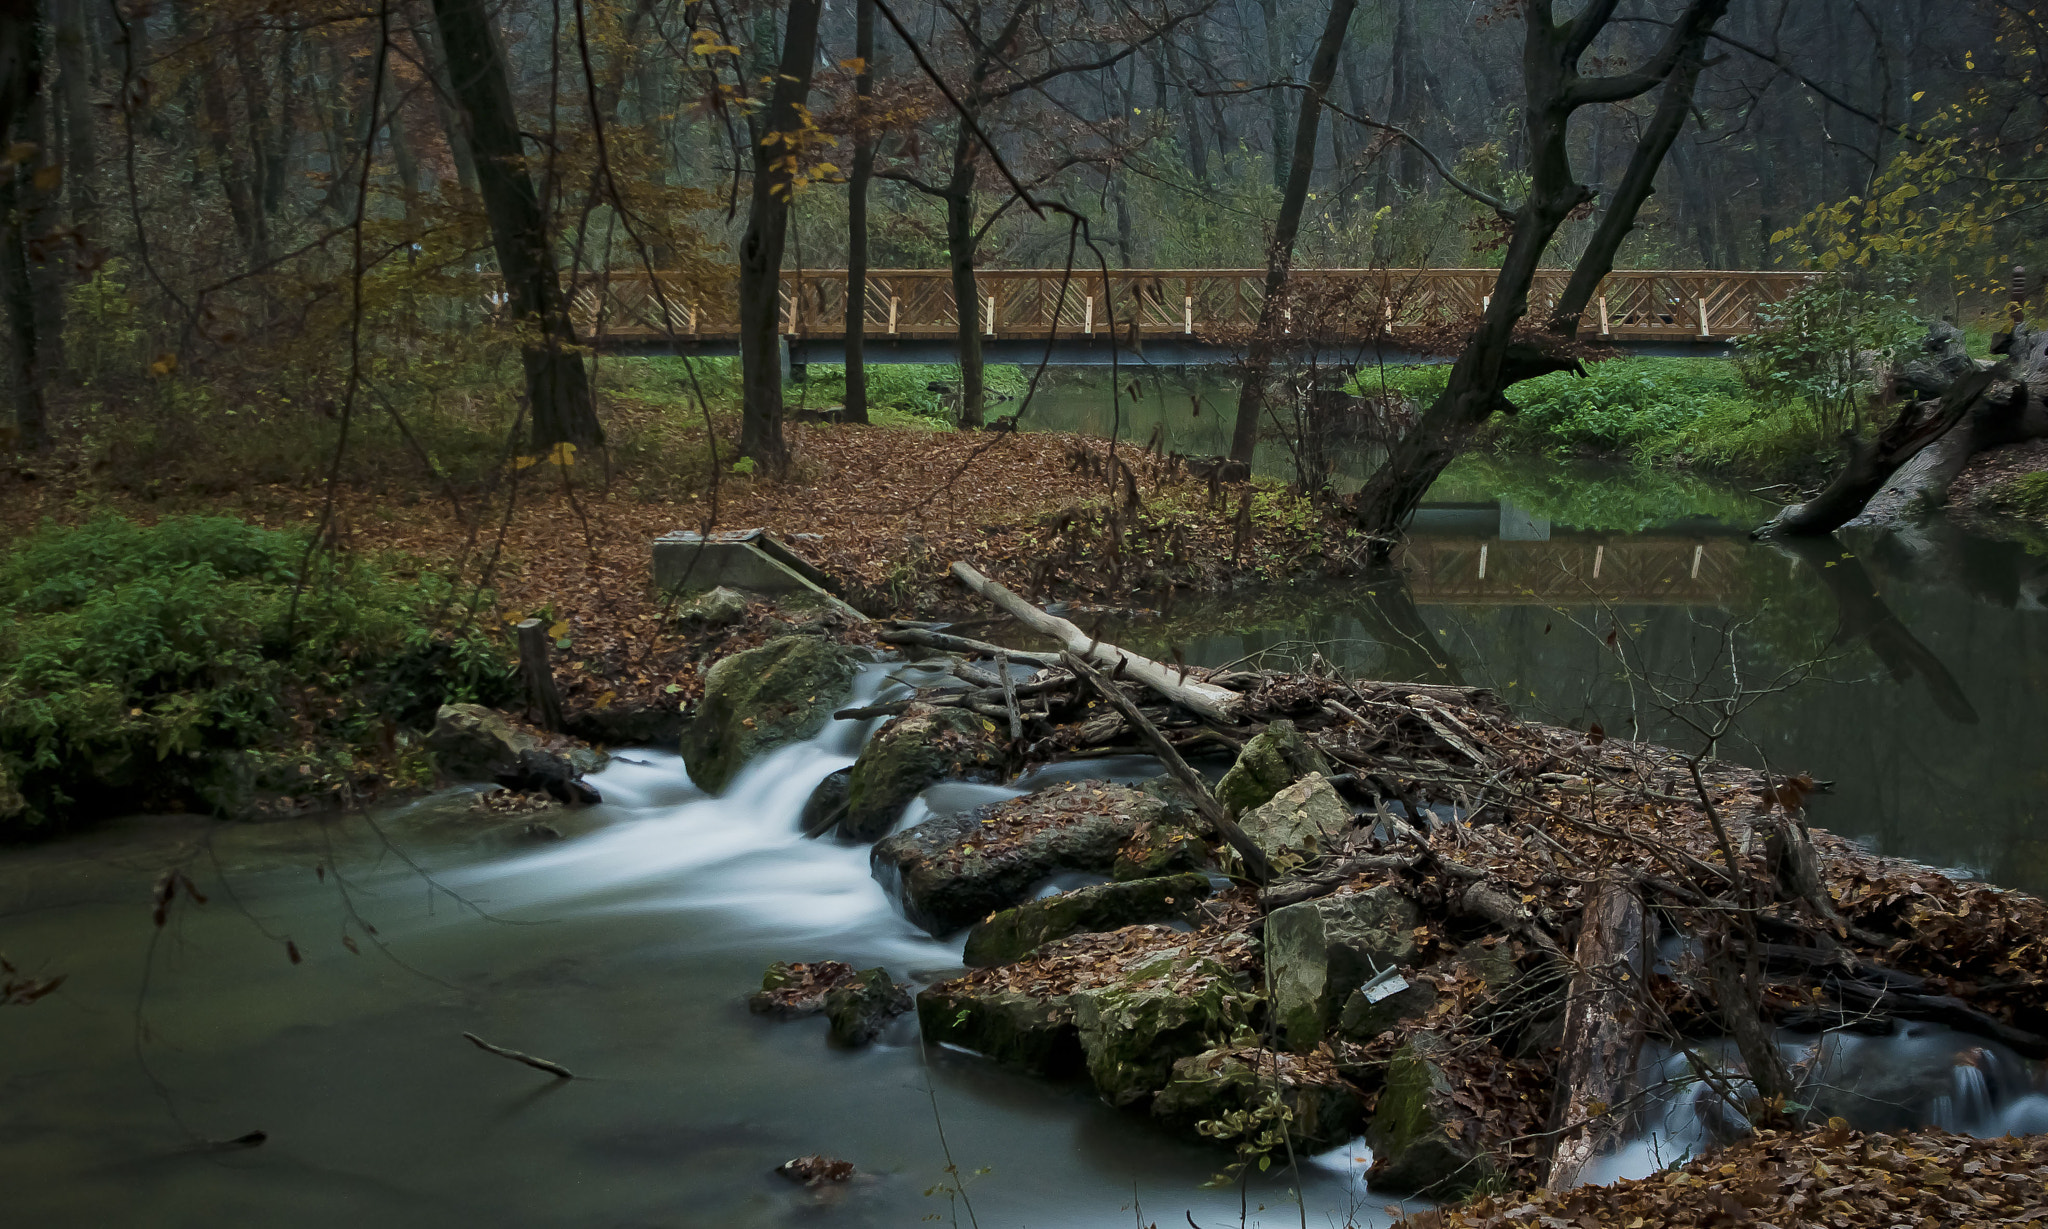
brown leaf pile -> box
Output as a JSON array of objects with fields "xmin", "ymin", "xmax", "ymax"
[
  {"xmin": 1398, "ymin": 1126, "xmax": 2048, "ymax": 1228},
  {"xmin": 947, "ymin": 923, "xmax": 1258, "ymax": 998}
]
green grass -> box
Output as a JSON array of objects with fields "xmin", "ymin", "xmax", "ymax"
[{"xmin": 0, "ymin": 515, "xmax": 513, "ymax": 832}]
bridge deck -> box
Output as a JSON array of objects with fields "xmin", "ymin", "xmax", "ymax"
[{"xmin": 562, "ymin": 267, "xmax": 1818, "ymax": 350}]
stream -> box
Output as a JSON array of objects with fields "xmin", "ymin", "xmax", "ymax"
[{"xmin": 9, "ymin": 390, "xmax": 2048, "ymax": 1224}]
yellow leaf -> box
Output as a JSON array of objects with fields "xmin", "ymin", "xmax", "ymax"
[
  {"xmin": 595, "ymin": 689, "xmax": 616, "ymax": 710},
  {"xmin": 149, "ymin": 352, "xmax": 178, "ymax": 376},
  {"xmin": 548, "ymin": 621, "xmax": 569, "ymax": 638}
]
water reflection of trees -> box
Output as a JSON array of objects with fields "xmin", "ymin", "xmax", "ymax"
[{"xmin": 1125, "ymin": 528, "xmax": 2048, "ymax": 896}]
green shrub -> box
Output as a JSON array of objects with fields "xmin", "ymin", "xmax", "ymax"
[
  {"xmin": 1495, "ymin": 358, "xmax": 1750, "ymax": 453},
  {"xmin": 1345, "ymin": 362, "xmax": 1452, "ymax": 403},
  {"xmin": 0, "ymin": 515, "xmax": 514, "ymax": 832},
  {"xmin": 795, "ymin": 362, "xmax": 1029, "ymax": 422}
]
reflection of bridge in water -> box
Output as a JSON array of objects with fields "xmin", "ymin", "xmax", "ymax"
[
  {"xmin": 1399, "ymin": 503, "xmax": 1749, "ymax": 606},
  {"xmin": 559, "ymin": 267, "xmax": 1821, "ymax": 362}
]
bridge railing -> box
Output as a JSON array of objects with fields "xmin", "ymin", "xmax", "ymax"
[{"xmin": 555, "ymin": 267, "xmax": 1822, "ymax": 344}]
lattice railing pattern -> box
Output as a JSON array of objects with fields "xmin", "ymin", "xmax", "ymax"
[{"xmin": 541, "ymin": 268, "xmax": 1821, "ymax": 343}]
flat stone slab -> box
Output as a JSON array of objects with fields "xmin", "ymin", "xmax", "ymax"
[{"xmin": 652, "ymin": 529, "xmax": 865, "ymax": 621}]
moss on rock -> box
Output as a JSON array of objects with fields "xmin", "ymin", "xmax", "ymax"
[
  {"xmin": 1366, "ymin": 1033, "xmax": 1498, "ymax": 1196},
  {"xmin": 964, "ymin": 873, "xmax": 1213, "ymax": 966},
  {"xmin": 1151, "ymin": 1046, "xmax": 1362, "ymax": 1154},
  {"xmin": 1266, "ymin": 883, "xmax": 1420, "ymax": 1051},
  {"xmin": 679, "ymin": 635, "xmax": 866, "ymax": 794},
  {"xmin": 1214, "ymin": 719, "xmax": 1333, "ymax": 818},
  {"xmin": 1071, "ymin": 952, "xmax": 1262, "ymax": 1107},
  {"xmin": 841, "ymin": 703, "xmax": 1007, "ymax": 841}
]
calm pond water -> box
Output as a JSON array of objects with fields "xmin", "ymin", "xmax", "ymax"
[{"xmin": 7, "ymin": 375, "xmax": 2048, "ymax": 1225}]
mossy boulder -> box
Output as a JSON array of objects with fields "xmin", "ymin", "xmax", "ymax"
[
  {"xmin": 1214, "ymin": 719, "xmax": 1332, "ymax": 818},
  {"xmin": 1071, "ymin": 953, "xmax": 1262, "ymax": 1108},
  {"xmin": 1336, "ymin": 977, "xmax": 1439, "ymax": 1041},
  {"xmin": 915, "ymin": 983, "xmax": 1086, "ymax": 1078},
  {"xmin": 427, "ymin": 703, "xmax": 535, "ymax": 779},
  {"xmin": 872, "ymin": 782, "xmax": 1176, "ymax": 935},
  {"xmin": 840, "ymin": 704, "xmax": 1007, "ymax": 841},
  {"xmin": 823, "ymin": 968, "xmax": 912, "ymax": 1047},
  {"xmin": 1266, "ymin": 883, "xmax": 1419, "ymax": 1051},
  {"xmin": 963, "ymin": 873, "xmax": 1212, "ymax": 967},
  {"xmin": 1151, "ymin": 1047, "xmax": 1362, "ymax": 1153},
  {"xmin": 1366, "ymin": 1034, "xmax": 1498, "ymax": 1196},
  {"xmin": 679, "ymin": 635, "xmax": 866, "ymax": 794},
  {"xmin": 1111, "ymin": 819, "xmax": 1211, "ymax": 880},
  {"xmin": 1238, "ymin": 773, "xmax": 1353, "ymax": 871}
]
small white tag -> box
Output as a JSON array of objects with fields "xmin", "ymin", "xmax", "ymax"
[{"xmin": 1363, "ymin": 974, "xmax": 1410, "ymax": 1004}]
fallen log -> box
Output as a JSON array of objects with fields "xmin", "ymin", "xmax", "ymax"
[
  {"xmin": 876, "ymin": 626, "xmax": 1064, "ymax": 668},
  {"xmin": 1546, "ymin": 874, "xmax": 1653, "ymax": 1191},
  {"xmin": 1756, "ymin": 368, "xmax": 2001, "ymax": 538},
  {"xmin": 950, "ymin": 562, "xmax": 1243, "ymax": 722},
  {"xmin": 1845, "ymin": 319, "xmax": 2048, "ymax": 531},
  {"xmin": 1064, "ymin": 652, "xmax": 1274, "ymax": 884}
]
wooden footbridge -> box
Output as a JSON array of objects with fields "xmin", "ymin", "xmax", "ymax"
[{"xmin": 563, "ymin": 267, "xmax": 1819, "ymax": 359}]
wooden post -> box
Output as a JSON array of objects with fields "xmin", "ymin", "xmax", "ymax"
[
  {"xmin": 888, "ymin": 295, "xmax": 899, "ymax": 334},
  {"xmin": 1084, "ymin": 294, "xmax": 1094, "ymax": 336},
  {"xmin": 516, "ymin": 618, "xmax": 567, "ymax": 733},
  {"xmin": 1697, "ymin": 297, "xmax": 1710, "ymax": 337},
  {"xmin": 1184, "ymin": 295, "xmax": 1193, "ymax": 334},
  {"xmin": 2012, "ymin": 264, "xmax": 2029, "ymax": 330},
  {"xmin": 1597, "ymin": 296, "xmax": 1610, "ymax": 336},
  {"xmin": 985, "ymin": 292, "xmax": 996, "ymax": 336}
]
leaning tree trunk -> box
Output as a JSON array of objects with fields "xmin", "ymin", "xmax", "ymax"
[
  {"xmin": 431, "ymin": 0, "xmax": 603, "ymax": 451},
  {"xmin": 1348, "ymin": 0, "xmax": 1731, "ymax": 545},
  {"xmin": 735, "ymin": 0, "xmax": 823, "ymax": 467},
  {"xmin": 1755, "ymin": 367, "xmax": 2004, "ymax": 537},
  {"xmin": 842, "ymin": 0, "xmax": 875, "ymax": 425},
  {"xmin": 1258, "ymin": 0, "xmax": 1290, "ymax": 191},
  {"xmin": 1839, "ymin": 322, "xmax": 2048, "ymax": 530},
  {"xmin": 1546, "ymin": 874, "xmax": 1653, "ymax": 1191},
  {"xmin": 1227, "ymin": 0, "xmax": 1358, "ymax": 465}
]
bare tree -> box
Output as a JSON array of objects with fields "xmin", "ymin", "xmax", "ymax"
[
  {"xmin": 1349, "ymin": 0, "xmax": 1732, "ymax": 547},
  {"xmin": 1226, "ymin": 0, "xmax": 1358, "ymax": 465},
  {"xmin": 430, "ymin": 0, "xmax": 604, "ymax": 451}
]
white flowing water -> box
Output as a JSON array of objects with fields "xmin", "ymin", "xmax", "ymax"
[{"xmin": 0, "ymin": 664, "xmax": 1396, "ymax": 1228}]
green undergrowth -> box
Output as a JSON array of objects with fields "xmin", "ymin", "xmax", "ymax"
[
  {"xmin": 0, "ymin": 515, "xmax": 514, "ymax": 834},
  {"xmin": 1349, "ymin": 356, "xmax": 1835, "ymax": 481}
]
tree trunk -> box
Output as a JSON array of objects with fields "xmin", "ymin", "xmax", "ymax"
[
  {"xmin": 411, "ymin": 19, "xmax": 478, "ymax": 196},
  {"xmin": 944, "ymin": 160, "xmax": 985, "ymax": 429},
  {"xmin": 1756, "ymin": 368, "xmax": 2002, "ymax": 537},
  {"xmin": 1841, "ymin": 321, "xmax": 2048, "ymax": 530},
  {"xmin": 1546, "ymin": 875, "xmax": 1653, "ymax": 1191},
  {"xmin": 1552, "ymin": 34, "xmax": 1712, "ymax": 337},
  {"xmin": 431, "ymin": 0, "xmax": 603, "ymax": 450},
  {"xmin": 1227, "ymin": 0, "xmax": 1358, "ymax": 465},
  {"xmin": 1258, "ymin": 0, "xmax": 1290, "ymax": 190},
  {"xmin": 2, "ymin": 0, "xmax": 47, "ymax": 450},
  {"xmin": 52, "ymin": 0, "xmax": 94, "ymax": 233},
  {"xmin": 1163, "ymin": 33, "xmax": 1207, "ymax": 185},
  {"xmin": 1349, "ymin": 0, "xmax": 1732, "ymax": 545},
  {"xmin": 842, "ymin": 0, "xmax": 875, "ymax": 425},
  {"xmin": 1381, "ymin": 0, "xmax": 1420, "ymax": 199},
  {"xmin": 735, "ymin": 0, "xmax": 822, "ymax": 467}
]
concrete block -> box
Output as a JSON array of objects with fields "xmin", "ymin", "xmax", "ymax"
[{"xmin": 651, "ymin": 529, "xmax": 867, "ymax": 622}]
